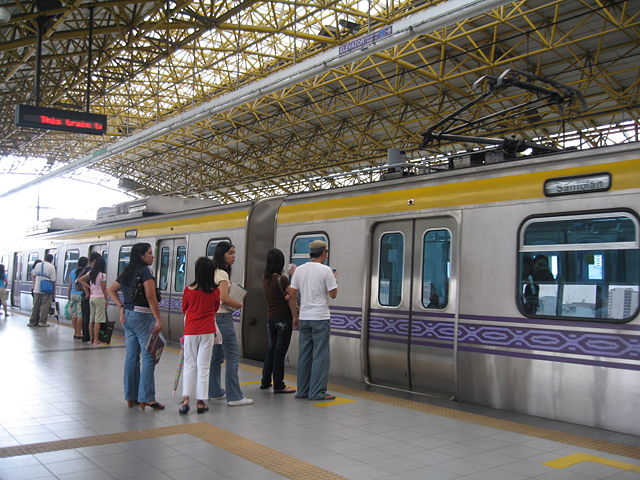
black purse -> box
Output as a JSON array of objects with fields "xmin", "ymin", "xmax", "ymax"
[{"xmin": 128, "ymin": 268, "xmax": 161, "ymax": 307}]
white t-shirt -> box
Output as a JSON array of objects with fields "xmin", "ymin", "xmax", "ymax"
[
  {"xmin": 33, "ymin": 262, "xmax": 56, "ymax": 294},
  {"xmin": 214, "ymin": 268, "xmax": 233, "ymax": 314},
  {"xmin": 290, "ymin": 261, "xmax": 337, "ymax": 320}
]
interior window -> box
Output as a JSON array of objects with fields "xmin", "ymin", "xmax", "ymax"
[
  {"xmin": 518, "ymin": 213, "xmax": 639, "ymax": 322},
  {"xmin": 422, "ymin": 229, "xmax": 451, "ymax": 309},
  {"xmin": 63, "ymin": 250, "xmax": 80, "ymax": 283},
  {"xmin": 175, "ymin": 245, "xmax": 187, "ymax": 292},
  {"xmin": 118, "ymin": 246, "xmax": 132, "ymax": 277},
  {"xmin": 158, "ymin": 247, "xmax": 170, "ymax": 291},
  {"xmin": 290, "ymin": 234, "xmax": 329, "ymax": 266},
  {"xmin": 378, "ymin": 232, "xmax": 403, "ymax": 307}
]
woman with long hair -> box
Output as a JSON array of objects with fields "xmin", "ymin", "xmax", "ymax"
[
  {"xmin": 107, "ymin": 243, "xmax": 165, "ymax": 410},
  {"xmin": 79, "ymin": 257, "xmax": 108, "ymax": 344},
  {"xmin": 68, "ymin": 256, "xmax": 88, "ymax": 338},
  {"xmin": 179, "ymin": 257, "xmax": 220, "ymax": 414},
  {"xmin": 0, "ymin": 264, "xmax": 8, "ymax": 316},
  {"xmin": 260, "ymin": 248, "xmax": 298, "ymax": 393},
  {"xmin": 208, "ymin": 241, "xmax": 253, "ymax": 406}
]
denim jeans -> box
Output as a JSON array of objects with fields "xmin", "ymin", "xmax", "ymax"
[
  {"xmin": 261, "ymin": 316, "xmax": 293, "ymax": 390},
  {"xmin": 208, "ymin": 312, "xmax": 244, "ymax": 401},
  {"xmin": 123, "ymin": 310, "xmax": 157, "ymax": 403},
  {"xmin": 296, "ymin": 319, "xmax": 331, "ymax": 400}
]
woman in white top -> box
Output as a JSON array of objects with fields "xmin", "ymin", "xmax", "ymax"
[
  {"xmin": 207, "ymin": 241, "xmax": 253, "ymax": 406},
  {"xmin": 79, "ymin": 257, "xmax": 108, "ymax": 345}
]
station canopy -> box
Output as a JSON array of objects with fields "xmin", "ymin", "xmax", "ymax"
[{"xmin": 0, "ymin": 0, "xmax": 638, "ymax": 203}]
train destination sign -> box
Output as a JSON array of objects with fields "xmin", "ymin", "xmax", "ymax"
[
  {"xmin": 544, "ymin": 173, "xmax": 611, "ymax": 197},
  {"xmin": 15, "ymin": 104, "xmax": 107, "ymax": 135}
]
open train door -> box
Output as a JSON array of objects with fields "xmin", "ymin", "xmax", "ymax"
[
  {"xmin": 10, "ymin": 252, "xmax": 21, "ymax": 309},
  {"xmin": 366, "ymin": 216, "xmax": 459, "ymax": 398},
  {"xmin": 242, "ymin": 197, "xmax": 283, "ymax": 361}
]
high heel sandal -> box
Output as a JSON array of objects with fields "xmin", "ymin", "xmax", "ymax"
[
  {"xmin": 126, "ymin": 400, "xmax": 139, "ymax": 408},
  {"xmin": 196, "ymin": 401, "xmax": 209, "ymax": 414},
  {"xmin": 140, "ymin": 401, "xmax": 165, "ymax": 411},
  {"xmin": 178, "ymin": 399, "xmax": 190, "ymax": 414}
]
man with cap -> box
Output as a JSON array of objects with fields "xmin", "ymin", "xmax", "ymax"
[{"xmin": 288, "ymin": 240, "xmax": 338, "ymax": 400}]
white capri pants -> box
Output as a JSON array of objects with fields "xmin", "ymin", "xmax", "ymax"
[{"xmin": 182, "ymin": 333, "xmax": 215, "ymax": 400}]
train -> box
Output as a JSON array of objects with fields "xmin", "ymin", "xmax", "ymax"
[{"xmin": 2, "ymin": 142, "xmax": 638, "ymax": 436}]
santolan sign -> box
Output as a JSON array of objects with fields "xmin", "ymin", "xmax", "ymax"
[{"xmin": 544, "ymin": 173, "xmax": 611, "ymax": 197}]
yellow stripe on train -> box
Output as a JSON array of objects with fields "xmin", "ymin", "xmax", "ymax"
[{"xmin": 277, "ymin": 159, "xmax": 640, "ymax": 224}]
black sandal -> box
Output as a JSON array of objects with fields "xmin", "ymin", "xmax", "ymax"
[
  {"xmin": 196, "ymin": 401, "xmax": 209, "ymax": 414},
  {"xmin": 178, "ymin": 399, "xmax": 190, "ymax": 414},
  {"xmin": 140, "ymin": 401, "xmax": 165, "ymax": 411}
]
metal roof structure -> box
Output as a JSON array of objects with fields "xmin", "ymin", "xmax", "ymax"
[{"xmin": 0, "ymin": 0, "xmax": 638, "ymax": 203}]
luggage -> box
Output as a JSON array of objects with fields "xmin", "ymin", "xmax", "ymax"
[{"xmin": 99, "ymin": 320, "xmax": 115, "ymax": 344}]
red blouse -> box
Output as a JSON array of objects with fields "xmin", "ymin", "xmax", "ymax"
[{"xmin": 182, "ymin": 287, "xmax": 220, "ymax": 335}]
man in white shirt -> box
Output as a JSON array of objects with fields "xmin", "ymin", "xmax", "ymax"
[
  {"xmin": 29, "ymin": 253, "xmax": 56, "ymax": 327},
  {"xmin": 289, "ymin": 240, "xmax": 338, "ymax": 400}
]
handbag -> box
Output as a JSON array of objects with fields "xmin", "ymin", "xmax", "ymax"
[
  {"xmin": 127, "ymin": 268, "xmax": 161, "ymax": 307},
  {"xmin": 39, "ymin": 263, "xmax": 55, "ymax": 294}
]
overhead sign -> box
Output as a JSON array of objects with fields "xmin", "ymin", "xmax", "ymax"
[
  {"xmin": 15, "ymin": 104, "xmax": 107, "ymax": 135},
  {"xmin": 544, "ymin": 173, "xmax": 611, "ymax": 197},
  {"xmin": 339, "ymin": 26, "xmax": 393, "ymax": 55}
]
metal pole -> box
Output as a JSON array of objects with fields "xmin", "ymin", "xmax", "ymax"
[
  {"xmin": 86, "ymin": 6, "xmax": 94, "ymax": 112},
  {"xmin": 34, "ymin": 18, "xmax": 44, "ymax": 106}
]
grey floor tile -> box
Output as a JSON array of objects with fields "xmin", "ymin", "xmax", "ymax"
[
  {"xmin": 339, "ymin": 463, "xmax": 395, "ymax": 480},
  {"xmin": 0, "ymin": 464, "xmax": 54, "ymax": 480},
  {"xmin": 45, "ymin": 457, "xmax": 98, "ymax": 475},
  {"xmin": 436, "ymin": 458, "xmax": 492, "ymax": 476},
  {"xmin": 565, "ymin": 461, "xmax": 630, "ymax": 479},
  {"xmin": 465, "ymin": 451, "xmax": 520, "ymax": 467},
  {"xmin": 89, "ymin": 451, "xmax": 141, "ymax": 468},
  {"xmin": 605, "ymin": 471, "xmax": 640, "ymax": 480},
  {"xmin": 499, "ymin": 458, "xmax": 558, "ymax": 477},
  {"xmin": 166, "ymin": 464, "xmax": 229, "ymax": 480},
  {"xmin": 403, "ymin": 450, "xmax": 457, "ymax": 466},
  {"xmin": 55, "ymin": 469, "xmax": 116, "ymax": 480},
  {"xmin": 456, "ymin": 467, "xmax": 530, "ymax": 480},
  {"xmin": 370, "ymin": 456, "xmax": 426, "ymax": 474},
  {"xmin": 402, "ymin": 464, "xmax": 460, "ymax": 480}
]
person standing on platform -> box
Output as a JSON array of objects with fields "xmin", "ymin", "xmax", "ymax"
[
  {"xmin": 0, "ymin": 264, "xmax": 8, "ymax": 317},
  {"xmin": 260, "ymin": 248, "xmax": 297, "ymax": 393},
  {"xmin": 79, "ymin": 256, "xmax": 108, "ymax": 345},
  {"xmin": 108, "ymin": 242, "xmax": 165, "ymax": 411},
  {"xmin": 28, "ymin": 254, "xmax": 56, "ymax": 328},
  {"xmin": 80, "ymin": 252, "xmax": 102, "ymax": 343},
  {"xmin": 179, "ymin": 257, "xmax": 220, "ymax": 414},
  {"xmin": 289, "ymin": 240, "xmax": 338, "ymax": 401},
  {"xmin": 208, "ymin": 241, "xmax": 253, "ymax": 407},
  {"xmin": 30, "ymin": 259, "xmax": 42, "ymax": 298},
  {"xmin": 68, "ymin": 256, "xmax": 87, "ymax": 339}
]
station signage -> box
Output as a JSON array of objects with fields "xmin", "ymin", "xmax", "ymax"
[
  {"xmin": 15, "ymin": 104, "xmax": 107, "ymax": 135},
  {"xmin": 544, "ymin": 173, "xmax": 611, "ymax": 197}
]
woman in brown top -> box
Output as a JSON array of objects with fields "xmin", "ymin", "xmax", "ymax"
[{"xmin": 260, "ymin": 248, "xmax": 298, "ymax": 393}]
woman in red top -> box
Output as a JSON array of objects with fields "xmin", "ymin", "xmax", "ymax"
[{"xmin": 180, "ymin": 257, "xmax": 220, "ymax": 414}]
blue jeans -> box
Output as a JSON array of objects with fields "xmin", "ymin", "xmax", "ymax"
[
  {"xmin": 296, "ymin": 319, "xmax": 331, "ymax": 400},
  {"xmin": 208, "ymin": 312, "xmax": 244, "ymax": 401},
  {"xmin": 261, "ymin": 316, "xmax": 293, "ymax": 390},
  {"xmin": 123, "ymin": 310, "xmax": 157, "ymax": 403}
]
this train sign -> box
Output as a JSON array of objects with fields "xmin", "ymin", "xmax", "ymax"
[{"xmin": 15, "ymin": 104, "xmax": 107, "ymax": 135}]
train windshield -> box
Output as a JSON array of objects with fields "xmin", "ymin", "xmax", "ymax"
[{"xmin": 519, "ymin": 213, "xmax": 639, "ymax": 322}]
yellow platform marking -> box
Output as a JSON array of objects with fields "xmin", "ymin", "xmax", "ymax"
[
  {"xmin": 544, "ymin": 453, "xmax": 640, "ymax": 472},
  {"xmin": 313, "ymin": 397, "xmax": 355, "ymax": 407},
  {"xmin": 240, "ymin": 380, "xmax": 262, "ymax": 386},
  {"xmin": 0, "ymin": 423, "xmax": 347, "ymax": 479}
]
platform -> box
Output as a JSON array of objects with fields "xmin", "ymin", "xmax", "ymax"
[{"xmin": 0, "ymin": 310, "xmax": 638, "ymax": 480}]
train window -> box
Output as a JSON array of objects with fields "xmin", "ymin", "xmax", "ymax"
[
  {"xmin": 158, "ymin": 247, "xmax": 170, "ymax": 291},
  {"xmin": 422, "ymin": 229, "xmax": 450, "ymax": 309},
  {"xmin": 63, "ymin": 250, "xmax": 80, "ymax": 284},
  {"xmin": 291, "ymin": 234, "xmax": 329, "ymax": 266},
  {"xmin": 206, "ymin": 238, "xmax": 231, "ymax": 258},
  {"xmin": 90, "ymin": 244, "xmax": 108, "ymax": 265},
  {"xmin": 378, "ymin": 232, "xmax": 403, "ymax": 307},
  {"xmin": 175, "ymin": 245, "xmax": 187, "ymax": 292},
  {"xmin": 27, "ymin": 252, "xmax": 38, "ymax": 279},
  {"xmin": 45, "ymin": 248, "xmax": 58, "ymax": 271},
  {"xmin": 518, "ymin": 213, "xmax": 640, "ymax": 322},
  {"xmin": 118, "ymin": 246, "xmax": 132, "ymax": 277}
]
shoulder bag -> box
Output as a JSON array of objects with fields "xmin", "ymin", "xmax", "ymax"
[{"xmin": 39, "ymin": 263, "xmax": 55, "ymax": 294}]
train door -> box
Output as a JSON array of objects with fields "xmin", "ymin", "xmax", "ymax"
[
  {"xmin": 367, "ymin": 217, "xmax": 458, "ymax": 397},
  {"xmin": 11, "ymin": 252, "xmax": 22, "ymax": 308},
  {"xmin": 156, "ymin": 238, "xmax": 187, "ymax": 342}
]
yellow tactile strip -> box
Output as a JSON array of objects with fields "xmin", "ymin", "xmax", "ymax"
[
  {"xmin": 0, "ymin": 423, "xmax": 346, "ymax": 479},
  {"xmin": 239, "ymin": 363, "xmax": 640, "ymax": 461}
]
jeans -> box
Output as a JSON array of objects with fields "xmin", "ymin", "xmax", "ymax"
[
  {"xmin": 261, "ymin": 316, "xmax": 293, "ymax": 390},
  {"xmin": 81, "ymin": 296, "xmax": 91, "ymax": 342},
  {"xmin": 296, "ymin": 319, "xmax": 331, "ymax": 400},
  {"xmin": 208, "ymin": 312, "xmax": 244, "ymax": 401},
  {"xmin": 123, "ymin": 310, "xmax": 157, "ymax": 403},
  {"xmin": 29, "ymin": 292, "xmax": 52, "ymax": 326}
]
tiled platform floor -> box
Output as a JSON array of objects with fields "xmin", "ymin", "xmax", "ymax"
[{"xmin": 0, "ymin": 311, "xmax": 638, "ymax": 480}]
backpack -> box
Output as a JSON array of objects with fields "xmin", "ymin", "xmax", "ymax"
[{"xmin": 126, "ymin": 268, "xmax": 161, "ymax": 307}]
